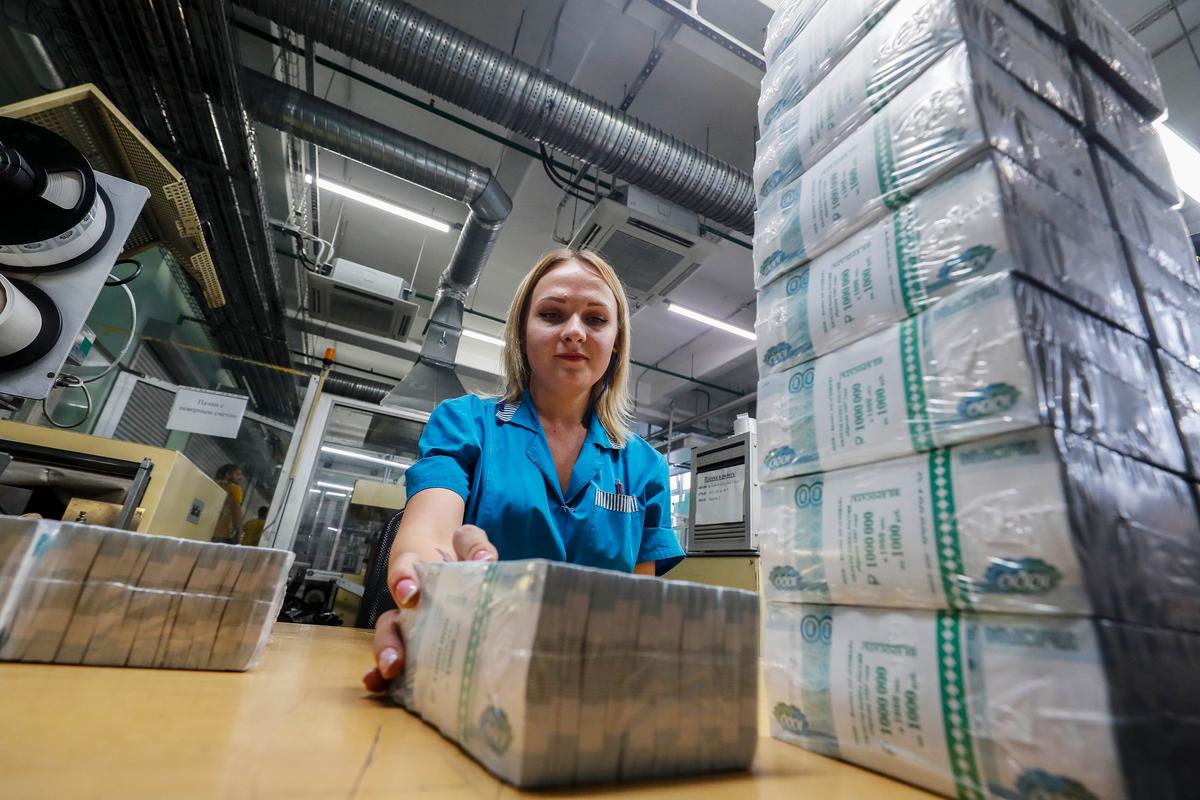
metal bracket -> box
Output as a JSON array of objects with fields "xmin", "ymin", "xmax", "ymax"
[{"xmin": 640, "ymin": 0, "xmax": 766, "ymax": 71}]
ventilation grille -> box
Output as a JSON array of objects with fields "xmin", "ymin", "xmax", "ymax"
[
  {"xmin": 112, "ymin": 382, "xmax": 174, "ymax": 447},
  {"xmin": 599, "ymin": 230, "xmax": 687, "ymax": 294}
]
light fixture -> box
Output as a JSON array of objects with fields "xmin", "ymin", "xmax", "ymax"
[
  {"xmin": 461, "ymin": 328, "xmax": 505, "ymax": 347},
  {"xmin": 304, "ymin": 174, "xmax": 451, "ymax": 233},
  {"xmin": 316, "ymin": 480, "xmax": 354, "ymax": 492},
  {"xmin": 320, "ymin": 445, "xmax": 411, "ymax": 469},
  {"xmin": 666, "ymin": 301, "xmax": 756, "ymax": 340},
  {"xmin": 1155, "ymin": 122, "xmax": 1200, "ymax": 204},
  {"xmin": 324, "ymin": 491, "xmax": 348, "ymax": 499}
]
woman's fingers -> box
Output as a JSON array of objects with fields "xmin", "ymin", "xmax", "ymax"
[
  {"xmin": 387, "ymin": 551, "xmax": 423, "ymax": 608},
  {"xmin": 452, "ymin": 524, "xmax": 498, "ymax": 562},
  {"xmin": 364, "ymin": 609, "xmax": 405, "ymax": 691}
]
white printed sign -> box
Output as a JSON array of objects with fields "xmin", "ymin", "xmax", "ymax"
[
  {"xmin": 695, "ymin": 465, "xmax": 745, "ymax": 526},
  {"xmin": 166, "ymin": 388, "xmax": 248, "ymax": 438}
]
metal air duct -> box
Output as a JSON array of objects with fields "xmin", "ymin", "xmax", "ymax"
[
  {"xmin": 242, "ymin": 69, "xmax": 511, "ymax": 412},
  {"xmin": 234, "ymin": 0, "xmax": 755, "ymax": 235}
]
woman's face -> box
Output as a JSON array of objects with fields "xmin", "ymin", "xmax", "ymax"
[{"xmin": 524, "ymin": 259, "xmax": 620, "ymax": 400}]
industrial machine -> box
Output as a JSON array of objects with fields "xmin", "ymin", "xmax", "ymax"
[{"xmin": 687, "ymin": 431, "xmax": 760, "ymax": 553}]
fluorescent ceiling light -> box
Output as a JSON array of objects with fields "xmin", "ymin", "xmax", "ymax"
[
  {"xmin": 1155, "ymin": 122, "xmax": 1200, "ymax": 203},
  {"xmin": 316, "ymin": 480, "xmax": 354, "ymax": 492},
  {"xmin": 321, "ymin": 445, "xmax": 411, "ymax": 469},
  {"xmin": 324, "ymin": 491, "xmax": 348, "ymax": 499},
  {"xmin": 305, "ymin": 174, "xmax": 451, "ymax": 233},
  {"xmin": 666, "ymin": 302, "xmax": 756, "ymax": 340},
  {"xmin": 461, "ymin": 328, "xmax": 505, "ymax": 347}
]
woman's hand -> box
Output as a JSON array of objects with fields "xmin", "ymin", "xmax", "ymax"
[{"xmin": 362, "ymin": 525, "xmax": 498, "ymax": 692}]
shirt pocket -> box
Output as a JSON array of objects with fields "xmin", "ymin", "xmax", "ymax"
[{"xmin": 593, "ymin": 487, "xmax": 640, "ymax": 513}]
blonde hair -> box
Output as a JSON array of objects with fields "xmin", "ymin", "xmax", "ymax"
[{"xmin": 502, "ymin": 248, "xmax": 633, "ymax": 444}]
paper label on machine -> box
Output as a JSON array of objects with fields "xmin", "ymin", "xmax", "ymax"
[
  {"xmin": 695, "ymin": 466, "xmax": 745, "ymax": 526},
  {"xmin": 167, "ymin": 388, "xmax": 248, "ymax": 438}
]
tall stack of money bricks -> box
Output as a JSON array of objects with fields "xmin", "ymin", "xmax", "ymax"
[{"xmin": 753, "ymin": 0, "xmax": 1200, "ymax": 797}]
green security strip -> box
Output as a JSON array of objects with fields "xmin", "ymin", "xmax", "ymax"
[
  {"xmin": 893, "ymin": 204, "xmax": 924, "ymax": 318},
  {"xmin": 458, "ymin": 564, "xmax": 499, "ymax": 744},
  {"xmin": 936, "ymin": 612, "xmax": 985, "ymax": 800},
  {"xmin": 929, "ymin": 448, "xmax": 972, "ymax": 611},
  {"xmin": 874, "ymin": 113, "xmax": 910, "ymax": 211},
  {"xmin": 899, "ymin": 318, "xmax": 933, "ymax": 452}
]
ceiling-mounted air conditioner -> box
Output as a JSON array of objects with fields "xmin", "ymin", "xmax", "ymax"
[
  {"xmin": 568, "ymin": 185, "xmax": 718, "ymax": 313},
  {"xmin": 305, "ymin": 257, "xmax": 420, "ymax": 340}
]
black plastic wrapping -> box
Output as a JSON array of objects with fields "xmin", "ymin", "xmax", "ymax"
[
  {"xmin": 1096, "ymin": 618, "xmax": 1200, "ymax": 799},
  {"xmin": 1006, "ymin": 0, "xmax": 1066, "ymax": 36},
  {"xmin": 1124, "ymin": 241, "xmax": 1200, "ymax": 370},
  {"xmin": 1075, "ymin": 57, "xmax": 1178, "ymax": 205},
  {"xmin": 1058, "ymin": 431, "xmax": 1200, "ymax": 631},
  {"xmin": 1156, "ymin": 350, "xmax": 1200, "ymax": 480},
  {"xmin": 1059, "ymin": 0, "xmax": 1167, "ymax": 118},
  {"xmin": 1013, "ymin": 277, "xmax": 1187, "ymax": 474},
  {"xmin": 1094, "ymin": 146, "xmax": 1200, "ymax": 292}
]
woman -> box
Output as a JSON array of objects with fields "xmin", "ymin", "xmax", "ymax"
[{"xmin": 363, "ymin": 248, "xmax": 685, "ymax": 691}]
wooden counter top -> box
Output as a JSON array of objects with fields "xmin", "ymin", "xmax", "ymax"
[{"xmin": 0, "ymin": 623, "xmax": 936, "ymax": 798}]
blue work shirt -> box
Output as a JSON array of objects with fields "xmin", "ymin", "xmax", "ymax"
[{"xmin": 403, "ymin": 393, "xmax": 685, "ymax": 575}]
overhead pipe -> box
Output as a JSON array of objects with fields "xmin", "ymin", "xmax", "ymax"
[
  {"xmin": 242, "ymin": 69, "xmax": 511, "ymax": 411},
  {"xmin": 234, "ymin": 0, "xmax": 755, "ymax": 235}
]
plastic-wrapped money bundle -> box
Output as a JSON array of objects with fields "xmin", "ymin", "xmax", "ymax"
[
  {"xmin": 753, "ymin": 45, "xmax": 1100, "ymax": 285},
  {"xmin": 754, "ymin": 0, "xmax": 1081, "ymax": 204},
  {"xmin": 759, "ymin": 0, "xmax": 901, "ymax": 134},
  {"xmin": 1075, "ymin": 59, "xmax": 1176, "ymax": 205},
  {"xmin": 1157, "ymin": 351, "xmax": 1200, "ymax": 481},
  {"xmin": 754, "ymin": 154, "xmax": 1143, "ymax": 374},
  {"xmin": 758, "ymin": 427, "xmax": 1200, "ymax": 630},
  {"xmin": 389, "ymin": 560, "xmax": 758, "ymax": 788},
  {"xmin": 0, "ymin": 516, "xmax": 292, "ymax": 670},
  {"xmin": 763, "ymin": 604, "xmax": 1200, "ymax": 799},
  {"xmin": 757, "ymin": 273, "xmax": 1185, "ymax": 480},
  {"xmin": 1059, "ymin": 0, "xmax": 1166, "ymax": 118}
]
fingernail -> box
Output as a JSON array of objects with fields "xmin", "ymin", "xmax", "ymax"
[
  {"xmin": 379, "ymin": 647, "xmax": 400, "ymax": 677},
  {"xmin": 395, "ymin": 578, "xmax": 418, "ymax": 605},
  {"xmin": 471, "ymin": 550, "xmax": 494, "ymax": 562}
]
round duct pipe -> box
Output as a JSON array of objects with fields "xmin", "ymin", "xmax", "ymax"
[{"xmin": 234, "ymin": 0, "xmax": 755, "ymax": 234}]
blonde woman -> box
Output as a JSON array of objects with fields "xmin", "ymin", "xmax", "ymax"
[{"xmin": 364, "ymin": 248, "xmax": 684, "ymax": 690}]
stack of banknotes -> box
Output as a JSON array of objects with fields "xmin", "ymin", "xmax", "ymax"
[
  {"xmin": 389, "ymin": 560, "xmax": 759, "ymax": 788},
  {"xmin": 0, "ymin": 516, "xmax": 292, "ymax": 671}
]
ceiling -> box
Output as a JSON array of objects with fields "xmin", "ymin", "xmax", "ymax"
[
  {"xmin": 236, "ymin": 0, "xmax": 1200, "ymax": 438},
  {"xmin": 6, "ymin": 0, "xmax": 1197, "ymax": 438}
]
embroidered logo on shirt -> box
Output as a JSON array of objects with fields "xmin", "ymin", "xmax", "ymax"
[{"xmin": 594, "ymin": 487, "xmax": 639, "ymax": 513}]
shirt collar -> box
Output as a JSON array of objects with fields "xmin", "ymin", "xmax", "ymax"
[{"xmin": 495, "ymin": 394, "xmax": 625, "ymax": 449}]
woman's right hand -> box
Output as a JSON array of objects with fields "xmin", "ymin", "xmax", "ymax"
[{"xmin": 362, "ymin": 525, "xmax": 498, "ymax": 692}]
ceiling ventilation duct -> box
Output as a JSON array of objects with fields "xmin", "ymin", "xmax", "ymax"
[
  {"xmin": 234, "ymin": 0, "xmax": 754, "ymax": 235},
  {"xmin": 242, "ymin": 69, "xmax": 511, "ymax": 412}
]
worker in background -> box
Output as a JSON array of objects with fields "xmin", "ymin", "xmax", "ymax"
[
  {"xmin": 212, "ymin": 463, "xmax": 245, "ymax": 544},
  {"xmin": 242, "ymin": 505, "xmax": 268, "ymax": 547},
  {"xmin": 364, "ymin": 248, "xmax": 684, "ymax": 691}
]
